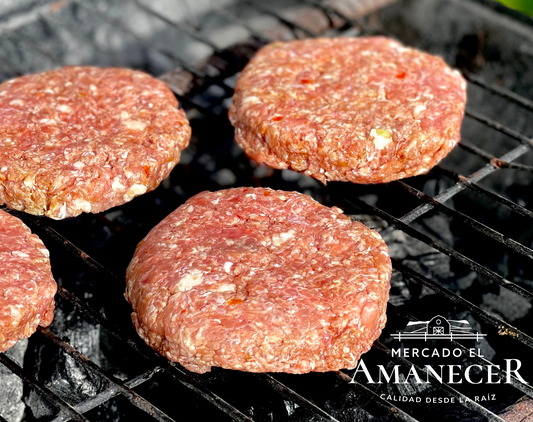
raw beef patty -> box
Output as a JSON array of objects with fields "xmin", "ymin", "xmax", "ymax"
[
  {"xmin": 229, "ymin": 37, "xmax": 466, "ymax": 184},
  {"xmin": 126, "ymin": 187, "xmax": 391, "ymax": 373},
  {"xmin": 0, "ymin": 66, "xmax": 191, "ymax": 219},
  {"xmin": 0, "ymin": 209, "xmax": 56, "ymax": 352}
]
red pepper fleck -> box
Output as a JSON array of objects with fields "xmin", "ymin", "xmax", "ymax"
[
  {"xmin": 300, "ymin": 79, "xmax": 313, "ymax": 84},
  {"xmin": 227, "ymin": 298, "xmax": 243, "ymax": 305},
  {"xmin": 180, "ymin": 309, "xmax": 186, "ymax": 314},
  {"xmin": 143, "ymin": 165, "xmax": 151, "ymax": 177},
  {"xmin": 271, "ymin": 116, "xmax": 284, "ymax": 122},
  {"xmin": 396, "ymin": 72, "xmax": 406, "ymax": 79}
]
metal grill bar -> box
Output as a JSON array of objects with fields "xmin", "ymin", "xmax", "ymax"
[
  {"xmin": 38, "ymin": 328, "xmax": 176, "ymax": 422},
  {"xmin": 301, "ymin": 0, "xmax": 371, "ymax": 35},
  {"xmin": 258, "ymin": 374, "xmax": 341, "ymax": 422},
  {"xmin": 395, "ymin": 180, "xmax": 533, "ymax": 261},
  {"xmin": 213, "ymin": 8, "xmax": 272, "ymax": 44},
  {"xmin": 464, "ymin": 72, "xmax": 533, "ymax": 113},
  {"xmin": 397, "ymin": 142, "xmax": 530, "ymax": 224},
  {"xmin": 335, "ymin": 372, "xmax": 420, "ymax": 422},
  {"xmin": 392, "ymin": 258, "xmax": 533, "ymax": 349},
  {"xmin": 73, "ymin": 0, "xmax": 235, "ymax": 96},
  {"xmin": 51, "ymin": 287, "xmax": 255, "ymax": 422},
  {"xmin": 244, "ymin": 0, "xmax": 316, "ymax": 38},
  {"xmin": 132, "ymin": 0, "xmax": 243, "ymax": 63},
  {"xmin": 70, "ymin": 367, "xmax": 162, "ymax": 415},
  {"xmin": 348, "ymin": 193, "xmax": 533, "ymax": 301},
  {"xmin": 435, "ymin": 166, "xmax": 533, "ymax": 220},
  {"xmin": 458, "ymin": 139, "xmax": 505, "ymax": 161},
  {"xmin": 51, "ymin": 250, "xmax": 344, "ymax": 421},
  {"xmin": 344, "ymin": 195, "xmax": 533, "ymax": 348},
  {"xmin": 459, "ymin": 141, "xmax": 533, "ymax": 172},
  {"xmin": 466, "ymin": 109, "xmax": 533, "ymax": 146},
  {"xmin": 0, "ymin": 353, "xmax": 89, "ymax": 422},
  {"xmin": 3, "ymin": 208, "xmax": 120, "ymax": 284}
]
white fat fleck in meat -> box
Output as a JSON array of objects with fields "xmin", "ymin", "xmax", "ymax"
[
  {"xmin": 9, "ymin": 99, "xmax": 24, "ymax": 106},
  {"xmin": 58, "ymin": 203, "xmax": 68, "ymax": 219},
  {"xmin": 175, "ymin": 270, "xmax": 203, "ymax": 292},
  {"xmin": 73, "ymin": 161, "xmax": 85, "ymax": 170},
  {"xmin": 370, "ymin": 128, "xmax": 392, "ymax": 150},
  {"xmin": 371, "ymin": 231, "xmax": 382, "ymax": 240},
  {"xmin": 224, "ymin": 261, "xmax": 233, "ymax": 274},
  {"xmin": 123, "ymin": 184, "xmax": 147, "ymax": 202},
  {"xmin": 413, "ymin": 105, "xmax": 426, "ymax": 117},
  {"xmin": 279, "ymin": 230, "xmax": 296, "ymax": 241},
  {"xmin": 72, "ymin": 198, "xmax": 92, "ymax": 213},
  {"xmin": 57, "ymin": 104, "xmax": 72, "ymax": 113},
  {"xmin": 12, "ymin": 251, "xmax": 29, "ymax": 258},
  {"xmin": 23, "ymin": 175, "xmax": 34, "ymax": 189},
  {"xmin": 243, "ymin": 96, "xmax": 261, "ymax": 106},
  {"xmin": 216, "ymin": 283, "xmax": 236, "ymax": 293},
  {"xmin": 122, "ymin": 120, "xmax": 147, "ymax": 131},
  {"xmin": 8, "ymin": 305, "xmax": 21, "ymax": 318},
  {"xmin": 39, "ymin": 119, "xmax": 56, "ymax": 125},
  {"xmin": 112, "ymin": 177, "xmax": 126, "ymax": 193},
  {"xmin": 187, "ymin": 205, "xmax": 194, "ymax": 213},
  {"xmin": 39, "ymin": 247, "xmax": 50, "ymax": 258}
]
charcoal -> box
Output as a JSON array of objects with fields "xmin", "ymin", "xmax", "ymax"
[
  {"xmin": 0, "ymin": 340, "xmax": 27, "ymax": 422},
  {"xmin": 24, "ymin": 307, "xmax": 106, "ymax": 420},
  {"xmin": 482, "ymin": 288, "xmax": 532, "ymax": 323}
]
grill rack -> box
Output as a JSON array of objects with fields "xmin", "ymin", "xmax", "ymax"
[{"xmin": 0, "ymin": 0, "xmax": 532, "ymax": 421}]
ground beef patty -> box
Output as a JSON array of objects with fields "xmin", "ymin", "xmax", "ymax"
[
  {"xmin": 126, "ymin": 188, "xmax": 391, "ymax": 374},
  {"xmin": 229, "ymin": 37, "xmax": 466, "ymax": 184},
  {"xmin": 0, "ymin": 209, "xmax": 56, "ymax": 352},
  {"xmin": 0, "ymin": 66, "xmax": 191, "ymax": 219}
]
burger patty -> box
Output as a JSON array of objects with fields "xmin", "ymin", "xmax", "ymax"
[
  {"xmin": 229, "ymin": 37, "xmax": 466, "ymax": 184},
  {"xmin": 0, "ymin": 209, "xmax": 57, "ymax": 352},
  {"xmin": 125, "ymin": 187, "xmax": 391, "ymax": 374},
  {"xmin": 0, "ymin": 66, "xmax": 191, "ymax": 219}
]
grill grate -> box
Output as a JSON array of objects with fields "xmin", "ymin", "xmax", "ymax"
[{"xmin": 1, "ymin": 0, "xmax": 533, "ymax": 421}]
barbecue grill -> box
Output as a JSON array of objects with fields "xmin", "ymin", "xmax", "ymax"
[{"xmin": 1, "ymin": 0, "xmax": 533, "ymax": 420}]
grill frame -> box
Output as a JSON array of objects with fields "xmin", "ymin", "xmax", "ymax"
[{"xmin": 0, "ymin": 0, "xmax": 532, "ymax": 421}]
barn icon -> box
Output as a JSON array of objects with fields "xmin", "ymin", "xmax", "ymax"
[
  {"xmin": 428, "ymin": 315, "xmax": 450, "ymax": 335},
  {"xmin": 391, "ymin": 315, "xmax": 486, "ymax": 341}
]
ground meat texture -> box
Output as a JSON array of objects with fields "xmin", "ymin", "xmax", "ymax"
[
  {"xmin": 126, "ymin": 188, "xmax": 391, "ymax": 374},
  {"xmin": 0, "ymin": 209, "xmax": 57, "ymax": 352},
  {"xmin": 229, "ymin": 37, "xmax": 466, "ymax": 184},
  {"xmin": 0, "ymin": 66, "xmax": 191, "ymax": 219}
]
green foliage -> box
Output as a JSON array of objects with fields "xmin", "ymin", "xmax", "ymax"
[{"xmin": 498, "ymin": 0, "xmax": 533, "ymax": 16}]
